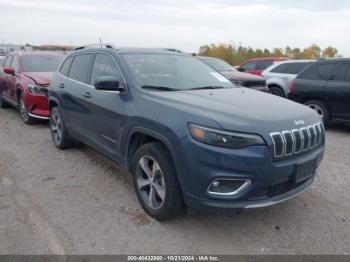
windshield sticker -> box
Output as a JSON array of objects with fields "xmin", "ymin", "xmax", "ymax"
[{"xmin": 210, "ymin": 72, "xmax": 230, "ymax": 83}]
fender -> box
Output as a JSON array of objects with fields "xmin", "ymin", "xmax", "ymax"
[
  {"xmin": 48, "ymin": 96, "xmax": 61, "ymax": 111},
  {"xmin": 125, "ymin": 126, "xmax": 184, "ymax": 184}
]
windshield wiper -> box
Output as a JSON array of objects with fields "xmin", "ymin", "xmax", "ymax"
[
  {"xmin": 188, "ymin": 86, "xmax": 226, "ymax": 91},
  {"xmin": 141, "ymin": 85, "xmax": 179, "ymax": 91}
]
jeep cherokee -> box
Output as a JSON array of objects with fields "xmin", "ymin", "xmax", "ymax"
[{"xmin": 49, "ymin": 45, "xmax": 325, "ymax": 221}]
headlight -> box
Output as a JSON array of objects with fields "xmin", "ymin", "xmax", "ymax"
[
  {"xmin": 28, "ymin": 84, "xmax": 48, "ymax": 96},
  {"xmin": 189, "ymin": 124, "xmax": 265, "ymax": 149}
]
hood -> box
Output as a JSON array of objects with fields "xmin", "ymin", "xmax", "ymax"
[
  {"xmin": 24, "ymin": 72, "xmax": 53, "ymax": 85},
  {"xmin": 148, "ymin": 88, "xmax": 320, "ymax": 136},
  {"xmin": 219, "ymin": 70, "xmax": 264, "ymax": 81}
]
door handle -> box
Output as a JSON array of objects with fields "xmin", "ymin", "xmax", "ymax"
[
  {"xmin": 59, "ymin": 83, "xmax": 65, "ymax": 89},
  {"xmin": 82, "ymin": 92, "xmax": 91, "ymax": 98}
]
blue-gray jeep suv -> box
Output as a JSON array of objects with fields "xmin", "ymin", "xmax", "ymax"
[{"xmin": 49, "ymin": 45, "xmax": 325, "ymax": 221}]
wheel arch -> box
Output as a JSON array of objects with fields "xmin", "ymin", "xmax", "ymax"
[
  {"xmin": 303, "ymin": 97, "xmax": 332, "ymax": 119},
  {"xmin": 125, "ymin": 127, "xmax": 181, "ymax": 179}
]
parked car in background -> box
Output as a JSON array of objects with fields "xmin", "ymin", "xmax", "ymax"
[
  {"xmin": 262, "ymin": 60, "xmax": 315, "ymax": 97},
  {"xmin": 288, "ymin": 58, "xmax": 350, "ymax": 125},
  {"xmin": 198, "ymin": 56, "xmax": 268, "ymax": 92},
  {"xmin": 49, "ymin": 45, "xmax": 324, "ymax": 221},
  {"xmin": 237, "ymin": 57, "xmax": 289, "ymax": 76},
  {"xmin": 0, "ymin": 51, "xmax": 64, "ymax": 124}
]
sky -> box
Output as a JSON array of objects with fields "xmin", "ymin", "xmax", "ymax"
[{"xmin": 0, "ymin": 0, "xmax": 349, "ymax": 56}]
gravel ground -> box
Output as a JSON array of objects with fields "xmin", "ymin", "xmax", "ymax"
[{"xmin": 0, "ymin": 107, "xmax": 349, "ymax": 255}]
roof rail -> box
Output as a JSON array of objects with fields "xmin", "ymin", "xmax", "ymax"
[
  {"xmin": 74, "ymin": 43, "xmax": 116, "ymax": 51},
  {"xmin": 162, "ymin": 48, "xmax": 184, "ymax": 53}
]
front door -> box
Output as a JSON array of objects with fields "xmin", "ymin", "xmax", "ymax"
[
  {"xmin": 84, "ymin": 53, "xmax": 127, "ymax": 157},
  {"xmin": 326, "ymin": 63, "xmax": 350, "ymax": 120}
]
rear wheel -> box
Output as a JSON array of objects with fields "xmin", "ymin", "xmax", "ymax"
[
  {"xmin": 132, "ymin": 142, "xmax": 185, "ymax": 221},
  {"xmin": 50, "ymin": 107, "xmax": 74, "ymax": 149},
  {"xmin": 269, "ymin": 86, "xmax": 285, "ymax": 97},
  {"xmin": 0, "ymin": 92, "xmax": 9, "ymax": 108},
  {"xmin": 18, "ymin": 93, "xmax": 36, "ymax": 125},
  {"xmin": 304, "ymin": 100, "xmax": 330, "ymax": 125}
]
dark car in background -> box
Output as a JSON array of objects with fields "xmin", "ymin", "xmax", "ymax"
[
  {"xmin": 198, "ymin": 56, "xmax": 268, "ymax": 92},
  {"xmin": 48, "ymin": 45, "xmax": 324, "ymax": 221},
  {"xmin": 0, "ymin": 51, "xmax": 64, "ymax": 124},
  {"xmin": 288, "ymin": 58, "xmax": 350, "ymax": 125},
  {"xmin": 238, "ymin": 57, "xmax": 289, "ymax": 76},
  {"xmin": 262, "ymin": 60, "xmax": 315, "ymax": 97}
]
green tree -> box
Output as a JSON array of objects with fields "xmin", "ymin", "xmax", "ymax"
[{"xmin": 322, "ymin": 47, "xmax": 338, "ymax": 58}]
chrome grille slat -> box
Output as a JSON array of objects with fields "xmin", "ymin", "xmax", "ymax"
[{"xmin": 270, "ymin": 122, "xmax": 324, "ymax": 159}]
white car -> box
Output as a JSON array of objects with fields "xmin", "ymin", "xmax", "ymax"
[{"xmin": 262, "ymin": 60, "xmax": 315, "ymax": 97}]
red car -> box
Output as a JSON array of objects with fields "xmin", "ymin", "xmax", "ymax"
[
  {"xmin": 237, "ymin": 57, "xmax": 288, "ymax": 76},
  {"xmin": 0, "ymin": 51, "xmax": 64, "ymax": 124}
]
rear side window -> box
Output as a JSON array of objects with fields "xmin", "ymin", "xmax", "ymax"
[
  {"xmin": 241, "ymin": 61, "xmax": 257, "ymax": 70},
  {"xmin": 298, "ymin": 63, "xmax": 320, "ymax": 80},
  {"xmin": 90, "ymin": 53, "xmax": 123, "ymax": 86},
  {"xmin": 256, "ymin": 60, "xmax": 273, "ymax": 70},
  {"xmin": 69, "ymin": 54, "xmax": 94, "ymax": 83},
  {"xmin": 289, "ymin": 62, "xmax": 312, "ymax": 74},
  {"xmin": 334, "ymin": 64, "xmax": 348, "ymax": 81},
  {"xmin": 346, "ymin": 67, "xmax": 350, "ymax": 82},
  {"xmin": 317, "ymin": 63, "xmax": 336, "ymax": 80},
  {"xmin": 270, "ymin": 63, "xmax": 291, "ymax": 73},
  {"xmin": 59, "ymin": 56, "xmax": 73, "ymax": 77}
]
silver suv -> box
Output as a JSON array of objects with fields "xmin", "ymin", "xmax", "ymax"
[{"xmin": 262, "ymin": 60, "xmax": 315, "ymax": 97}]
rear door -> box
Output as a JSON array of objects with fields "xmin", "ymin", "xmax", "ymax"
[
  {"xmin": 1, "ymin": 55, "xmax": 14, "ymax": 101},
  {"xmin": 62, "ymin": 53, "xmax": 95, "ymax": 138},
  {"xmin": 7, "ymin": 55, "xmax": 19, "ymax": 101},
  {"xmin": 326, "ymin": 62, "xmax": 350, "ymax": 120}
]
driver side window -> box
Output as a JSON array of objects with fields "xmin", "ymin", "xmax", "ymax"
[{"xmin": 90, "ymin": 53, "xmax": 123, "ymax": 86}]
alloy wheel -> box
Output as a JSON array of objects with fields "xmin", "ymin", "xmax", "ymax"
[
  {"xmin": 51, "ymin": 112, "xmax": 63, "ymax": 145},
  {"xmin": 307, "ymin": 103, "xmax": 324, "ymax": 119},
  {"xmin": 136, "ymin": 155, "xmax": 166, "ymax": 210},
  {"xmin": 20, "ymin": 96, "xmax": 29, "ymax": 122}
]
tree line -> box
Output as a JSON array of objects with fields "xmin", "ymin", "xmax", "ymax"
[{"xmin": 198, "ymin": 44, "xmax": 339, "ymax": 65}]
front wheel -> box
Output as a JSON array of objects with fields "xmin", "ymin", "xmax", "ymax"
[
  {"xmin": 18, "ymin": 93, "xmax": 36, "ymax": 125},
  {"xmin": 269, "ymin": 86, "xmax": 285, "ymax": 97},
  {"xmin": 131, "ymin": 142, "xmax": 185, "ymax": 221},
  {"xmin": 304, "ymin": 100, "xmax": 330, "ymax": 126}
]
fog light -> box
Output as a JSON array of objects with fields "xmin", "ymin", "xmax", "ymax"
[{"xmin": 207, "ymin": 178, "xmax": 251, "ymax": 196}]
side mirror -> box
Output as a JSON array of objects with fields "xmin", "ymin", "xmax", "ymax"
[
  {"xmin": 94, "ymin": 76, "xmax": 125, "ymax": 92},
  {"xmin": 4, "ymin": 67, "xmax": 15, "ymax": 76},
  {"xmin": 237, "ymin": 67, "xmax": 245, "ymax": 72}
]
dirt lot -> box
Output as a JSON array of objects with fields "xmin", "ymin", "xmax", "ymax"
[{"xmin": 0, "ymin": 107, "xmax": 349, "ymax": 255}]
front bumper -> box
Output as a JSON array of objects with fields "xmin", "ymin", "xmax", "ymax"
[
  {"xmin": 179, "ymin": 136, "xmax": 324, "ymax": 211},
  {"xmin": 25, "ymin": 92, "xmax": 50, "ymax": 120}
]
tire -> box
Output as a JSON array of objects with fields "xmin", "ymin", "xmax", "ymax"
[
  {"xmin": 304, "ymin": 100, "xmax": 330, "ymax": 126},
  {"xmin": 50, "ymin": 107, "xmax": 75, "ymax": 149},
  {"xmin": 269, "ymin": 86, "xmax": 285, "ymax": 97},
  {"xmin": 131, "ymin": 142, "xmax": 185, "ymax": 221},
  {"xmin": 18, "ymin": 93, "xmax": 36, "ymax": 125},
  {"xmin": 0, "ymin": 92, "xmax": 9, "ymax": 108}
]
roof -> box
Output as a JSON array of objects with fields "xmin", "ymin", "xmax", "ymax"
[
  {"xmin": 72, "ymin": 46, "xmax": 189, "ymax": 56},
  {"xmin": 9, "ymin": 51, "xmax": 66, "ymax": 56}
]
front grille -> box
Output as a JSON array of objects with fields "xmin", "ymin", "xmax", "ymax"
[{"xmin": 270, "ymin": 122, "xmax": 324, "ymax": 159}]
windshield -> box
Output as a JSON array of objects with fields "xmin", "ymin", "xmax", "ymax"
[
  {"xmin": 21, "ymin": 55, "xmax": 63, "ymax": 72},
  {"xmin": 200, "ymin": 58, "xmax": 234, "ymax": 71},
  {"xmin": 122, "ymin": 54, "xmax": 234, "ymax": 91}
]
